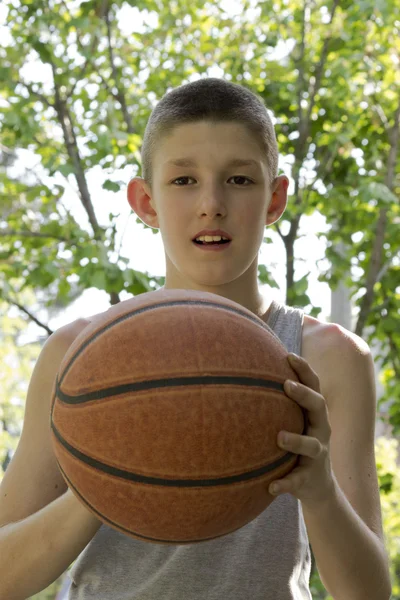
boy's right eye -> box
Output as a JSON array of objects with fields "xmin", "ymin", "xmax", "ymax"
[{"xmin": 172, "ymin": 177, "xmax": 191, "ymax": 185}]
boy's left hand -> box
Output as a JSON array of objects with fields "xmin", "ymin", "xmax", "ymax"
[{"xmin": 269, "ymin": 353, "xmax": 336, "ymax": 510}]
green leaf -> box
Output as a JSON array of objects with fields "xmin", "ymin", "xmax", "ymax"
[
  {"xmin": 58, "ymin": 164, "xmax": 75, "ymax": 177},
  {"xmin": 89, "ymin": 270, "xmax": 107, "ymax": 290},
  {"xmin": 102, "ymin": 180, "xmax": 121, "ymax": 192},
  {"xmin": 360, "ymin": 182, "xmax": 398, "ymax": 205}
]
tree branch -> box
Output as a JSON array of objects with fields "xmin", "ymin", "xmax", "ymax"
[
  {"xmin": 273, "ymin": 222, "xmax": 286, "ymax": 242},
  {"xmin": 62, "ymin": 0, "xmax": 111, "ymax": 101},
  {"xmin": 0, "ymin": 229, "xmax": 69, "ymax": 242},
  {"xmin": 16, "ymin": 80, "xmax": 54, "ymax": 109},
  {"xmin": 355, "ymin": 92, "xmax": 400, "ymax": 336},
  {"xmin": 2, "ymin": 294, "xmax": 54, "ymax": 337}
]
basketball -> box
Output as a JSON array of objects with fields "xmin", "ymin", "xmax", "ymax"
[{"xmin": 50, "ymin": 288, "xmax": 305, "ymax": 545}]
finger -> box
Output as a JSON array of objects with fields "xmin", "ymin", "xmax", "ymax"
[
  {"xmin": 288, "ymin": 354, "xmax": 320, "ymax": 393},
  {"xmin": 278, "ymin": 431, "xmax": 323, "ymax": 458},
  {"xmin": 269, "ymin": 466, "xmax": 304, "ymax": 495},
  {"xmin": 284, "ymin": 380, "xmax": 320, "ymax": 412},
  {"xmin": 284, "ymin": 380, "xmax": 328, "ymax": 426}
]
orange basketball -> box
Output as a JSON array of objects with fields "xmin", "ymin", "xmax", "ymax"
[{"xmin": 50, "ymin": 288, "xmax": 305, "ymax": 545}]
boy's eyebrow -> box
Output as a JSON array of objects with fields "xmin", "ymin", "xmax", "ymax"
[{"xmin": 164, "ymin": 158, "xmax": 262, "ymax": 169}]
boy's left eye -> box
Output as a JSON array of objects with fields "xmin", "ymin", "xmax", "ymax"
[{"xmin": 171, "ymin": 176, "xmax": 254, "ymax": 186}]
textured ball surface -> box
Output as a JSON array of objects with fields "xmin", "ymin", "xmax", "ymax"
[{"xmin": 50, "ymin": 288, "xmax": 305, "ymax": 545}]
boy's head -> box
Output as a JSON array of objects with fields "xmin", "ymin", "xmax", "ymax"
[{"xmin": 127, "ymin": 78, "xmax": 288, "ymax": 306}]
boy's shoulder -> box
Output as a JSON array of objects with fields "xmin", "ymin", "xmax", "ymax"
[
  {"xmin": 301, "ymin": 312, "xmax": 370, "ymax": 408},
  {"xmin": 302, "ymin": 311, "xmax": 369, "ymax": 360}
]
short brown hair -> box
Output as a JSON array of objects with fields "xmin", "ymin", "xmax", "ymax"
[{"xmin": 139, "ymin": 78, "xmax": 279, "ymax": 190}]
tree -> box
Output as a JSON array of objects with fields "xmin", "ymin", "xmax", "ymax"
[{"xmin": 0, "ymin": 0, "xmax": 399, "ymax": 597}]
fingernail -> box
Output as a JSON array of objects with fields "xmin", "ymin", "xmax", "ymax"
[
  {"xmin": 285, "ymin": 380, "xmax": 297, "ymax": 392},
  {"xmin": 279, "ymin": 432, "xmax": 289, "ymax": 444},
  {"xmin": 288, "ymin": 353, "xmax": 300, "ymax": 363}
]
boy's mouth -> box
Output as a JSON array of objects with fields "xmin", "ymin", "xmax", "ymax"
[
  {"xmin": 193, "ymin": 239, "xmax": 230, "ymax": 246},
  {"xmin": 192, "ymin": 239, "xmax": 232, "ymax": 251}
]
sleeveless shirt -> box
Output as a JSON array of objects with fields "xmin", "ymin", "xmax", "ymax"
[{"xmin": 67, "ymin": 298, "xmax": 312, "ymax": 600}]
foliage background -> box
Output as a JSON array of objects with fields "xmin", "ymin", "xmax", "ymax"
[{"xmin": 0, "ymin": 0, "xmax": 399, "ymax": 597}]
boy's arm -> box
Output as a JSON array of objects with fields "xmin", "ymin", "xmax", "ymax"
[
  {"xmin": 302, "ymin": 477, "xmax": 391, "ymax": 600},
  {"xmin": 303, "ymin": 330, "xmax": 391, "ymax": 599},
  {"xmin": 0, "ymin": 488, "xmax": 101, "ymax": 600}
]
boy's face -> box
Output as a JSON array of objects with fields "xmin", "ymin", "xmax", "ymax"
[{"xmin": 127, "ymin": 121, "xmax": 288, "ymax": 295}]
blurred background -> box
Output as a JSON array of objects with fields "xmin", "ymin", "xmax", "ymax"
[{"xmin": 0, "ymin": 0, "xmax": 399, "ymax": 598}]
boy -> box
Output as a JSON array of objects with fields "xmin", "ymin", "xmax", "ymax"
[{"xmin": 0, "ymin": 78, "xmax": 391, "ymax": 600}]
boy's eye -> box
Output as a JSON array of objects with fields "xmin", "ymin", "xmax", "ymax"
[{"xmin": 171, "ymin": 176, "xmax": 253, "ymax": 186}]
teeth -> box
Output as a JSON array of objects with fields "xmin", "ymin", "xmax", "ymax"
[{"xmin": 195, "ymin": 235, "xmax": 229, "ymax": 242}]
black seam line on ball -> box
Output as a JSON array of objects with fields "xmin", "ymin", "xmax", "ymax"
[
  {"xmin": 58, "ymin": 299, "xmax": 281, "ymax": 387},
  {"xmin": 56, "ymin": 376, "xmax": 285, "ymax": 404},
  {"xmin": 51, "ymin": 420, "xmax": 295, "ymax": 487},
  {"xmin": 56, "ymin": 461, "xmax": 234, "ymax": 544}
]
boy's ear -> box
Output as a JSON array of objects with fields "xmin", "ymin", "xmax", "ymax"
[
  {"xmin": 127, "ymin": 177, "xmax": 160, "ymax": 230},
  {"xmin": 266, "ymin": 176, "xmax": 289, "ymax": 226}
]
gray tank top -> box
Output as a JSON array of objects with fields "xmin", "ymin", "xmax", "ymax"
[{"xmin": 67, "ymin": 299, "xmax": 311, "ymax": 600}]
